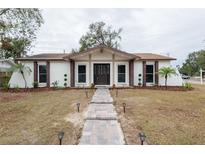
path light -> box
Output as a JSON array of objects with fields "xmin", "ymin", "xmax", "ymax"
[
  {"xmin": 58, "ymin": 131, "xmax": 64, "ymax": 145},
  {"xmin": 76, "ymin": 102, "xmax": 80, "ymax": 112},
  {"xmin": 85, "ymin": 89, "xmax": 88, "ymax": 98},
  {"xmin": 116, "ymin": 88, "xmax": 118, "ymax": 97},
  {"xmin": 138, "ymin": 132, "xmax": 146, "ymax": 145},
  {"xmin": 122, "ymin": 103, "xmax": 126, "ymax": 113}
]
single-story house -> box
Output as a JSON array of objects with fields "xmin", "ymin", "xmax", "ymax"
[
  {"xmin": 9, "ymin": 46, "xmax": 183, "ymax": 88},
  {"xmin": 0, "ymin": 59, "xmax": 15, "ymax": 72}
]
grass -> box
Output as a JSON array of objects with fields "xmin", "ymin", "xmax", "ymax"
[
  {"xmin": 111, "ymin": 85, "xmax": 205, "ymax": 145},
  {"xmin": 0, "ymin": 89, "xmax": 93, "ymax": 144}
]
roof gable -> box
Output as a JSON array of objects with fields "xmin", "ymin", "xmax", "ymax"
[{"xmin": 67, "ymin": 46, "xmax": 137, "ymax": 60}]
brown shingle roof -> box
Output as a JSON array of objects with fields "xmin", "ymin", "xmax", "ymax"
[
  {"xmin": 16, "ymin": 53, "xmax": 70, "ymax": 61},
  {"xmin": 134, "ymin": 53, "xmax": 176, "ymax": 60},
  {"xmin": 15, "ymin": 49, "xmax": 176, "ymax": 61}
]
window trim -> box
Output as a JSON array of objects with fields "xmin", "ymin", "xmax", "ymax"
[
  {"xmin": 38, "ymin": 65, "xmax": 47, "ymax": 83},
  {"xmin": 78, "ymin": 65, "xmax": 86, "ymax": 83},
  {"xmin": 117, "ymin": 64, "xmax": 126, "ymax": 83}
]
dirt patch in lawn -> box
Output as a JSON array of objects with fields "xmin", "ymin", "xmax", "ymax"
[
  {"xmin": 0, "ymin": 89, "xmax": 93, "ymax": 145},
  {"xmin": 111, "ymin": 84, "xmax": 205, "ymax": 144}
]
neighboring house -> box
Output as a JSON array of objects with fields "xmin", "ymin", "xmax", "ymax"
[
  {"xmin": 0, "ymin": 59, "xmax": 15, "ymax": 72},
  {"xmin": 0, "ymin": 59, "xmax": 15, "ymax": 86},
  {"xmin": 9, "ymin": 46, "xmax": 183, "ymax": 88}
]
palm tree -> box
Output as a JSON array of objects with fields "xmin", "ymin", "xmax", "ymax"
[
  {"xmin": 159, "ymin": 67, "xmax": 177, "ymax": 89},
  {"xmin": 10, "ymin": 63, "xmax": 32, "ymax": 88}
]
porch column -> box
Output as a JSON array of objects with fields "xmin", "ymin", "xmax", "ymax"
[
  {"xmin": 89, "ymin": 54, "xmax": 91, "ymax": 85},
  {"xmin": 129, "ymin": 59, "xmax": 134, "ymax": 86},
  {"xmin": 142, "ymin": 61, "xmax": 146, "ymax": 86},
  {"xmin": 155, "ymin": 61, "xmax": 159, "ymax": 85},
  {"xmin": 34, "ymin": 61, "xmax": 38, "ymax": 83},
  {"xmin": 112, "ymin": 54, "xmax": 115, "ymax": 86},
  {"xmin": 46, "ymin": 61, "xmax": 50, "ymax": 87},
  {"xmin": 70, "ymin": 60, "xmax": 75, "ymax": 87}
]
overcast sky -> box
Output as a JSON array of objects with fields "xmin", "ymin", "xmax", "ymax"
[{"xmin": 31, "ymin": 8, "xmax": 205, "ymax": 66}]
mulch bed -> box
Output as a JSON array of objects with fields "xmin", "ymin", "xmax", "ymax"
[
  {"xmin": 0, "ymin": 87, "xmax": 96, "ymax": 93},
  {"xmin": 0, "ymin": 85, "xmax": 192, "ymax": 93}
]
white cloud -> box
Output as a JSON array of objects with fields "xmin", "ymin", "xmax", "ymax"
[{"xmin": 31, "ymin": 8, "xmax": 205, "ymax": 66}]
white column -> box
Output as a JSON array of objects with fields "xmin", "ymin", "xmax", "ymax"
[
  {"xmin": 112, "ymin": 54, "xmax": 115, "ymax": 86},
  {"xmin": 89, "ymin": 54, "xmax": 91, "ymax": 85}
]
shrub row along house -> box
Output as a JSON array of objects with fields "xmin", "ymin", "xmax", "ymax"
[{"xmin": 9, "ymin": 46, "xmax": 183, "ymax": 88}]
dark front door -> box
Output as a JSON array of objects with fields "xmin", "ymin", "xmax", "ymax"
[{"xmin": 94, "ymin": 64, "xmax": 110, "ymax": 85}]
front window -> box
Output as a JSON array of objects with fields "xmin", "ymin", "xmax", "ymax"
[
  {"xmin": 78, "ymin": 65, "xmax": 86, "ymax": 83},
  {"xmin": 39, "ymin": 65, "xmax": 47, "ymax": 83},
  {"xmin": 118, "ymin": 65, "xmax": 126, "ymax": 83},
  {"xmin": 146, "ymin": 65, "xmax": 154, "ymax": 83}
]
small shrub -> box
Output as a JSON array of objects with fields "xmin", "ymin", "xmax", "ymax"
[
  {"xmin": 33, "ymin": 81, "xmax": 38, "ymax": 88},
  {"xmin": 90, "ymin": 83, "xmax": 95, "ymax": 89},
  {"xmin": 64, "ymin": 78, "xmax": 67, "ymax": 81},
  {"xmin": 2, "ymin": 82, "xmax": 10, "ymax": 90},
  {"xmin": 138, "ymin": 74, "xmax": 142, "ymax": 77},
  {"xmin": 14, "ymin": 85, "xmax": 20, "ymax": 91},
  {"xmin": 182, "ymin": 82, "xmax": 193, "ymax": 90},
  {"xmin": 64, "ymin": 74, "xmax": 67, "ymax": 77},
  {"xmin": 112, "ymin": 84, "xmax": 116, "ymax": 89},
  {"xmin": 0, "ymin": 76, "xmax": 10, "ymax": 87},
  {"xmin": 52, "ymin": 80, "xmax": 59, "ymax": 88},
  {"xmin": 138, "ymin": 78, "xmax": 142, "ymax": 86},
  {"xmin": 64, "ymin": 82, "xmax": 67, "ymax": 87}
]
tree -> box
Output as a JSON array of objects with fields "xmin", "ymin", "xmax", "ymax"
[
  {"xmin": 179, "ymin": 50, "xmax": 205, "ymax": 76},
  {"xmin": 78, "ymin": 21, "xmax": 122, "ymax": 52},
  {"xmin": 9, "ymin": 63, "xmax": 32, "ymax": 88},
  {"xmin": 0, "ymin": 37, "xmax": 31, "ymax": 59},
  {"xmin": 159, "ymin": 67, "xmax": 177, "ymax": 88},
  {"xmin": 0, "ymin": 9, "xmax": 44, "ymax": 59}
]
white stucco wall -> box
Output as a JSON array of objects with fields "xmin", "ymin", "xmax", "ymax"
[
  {"xmin": 92, "ymin": 50, "xmax": 112, "ymax": 60},
  {"xmin": 9, "ymin": 61, "xmax": 34, "ymax": 88},
  {"xmin": 50, "ymin": 61, "xmax": 70, "ymax": 87},
  {"xmin": 134, "ymin": 61, "xmax": 143, "ymax": 86},
  {"xmin": 158, "ymin": 61, "xmax": 183, "ymax": 86},
  {"xmin": 134, "ymin": 60, "xmax": 183, "ymax": 86}
]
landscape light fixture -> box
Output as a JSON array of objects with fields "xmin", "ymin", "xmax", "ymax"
[
  {"xmin": 76, "ymin": 102, "xmax": 80, "ymax": 112},
  {"xmin": 116, "ymin": 88, "xmax": 118, "ymax": 97},
  {"xmin": 138, "ymin": 132, "xmax": 146, "ymax": 145},
  {"xmin": 85, "ymin": 89, "xmax": 88, "ymax": 98},
  {"xmin": 58, "ymin": 131, "xmax": 64, "ymax": 145},
  {"xmin": 122, "ymin": 103, "xmax": 126, "ymax": 113}
]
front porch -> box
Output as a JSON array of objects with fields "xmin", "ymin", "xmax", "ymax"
[{"xmin": 69, "ymin": 46, "xmax": 159, "ymax": 88}]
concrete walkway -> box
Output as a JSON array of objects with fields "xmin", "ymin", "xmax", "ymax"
[{"xmin": 79, "ymin": 88, "xmax": 125, "ymax": 145}]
